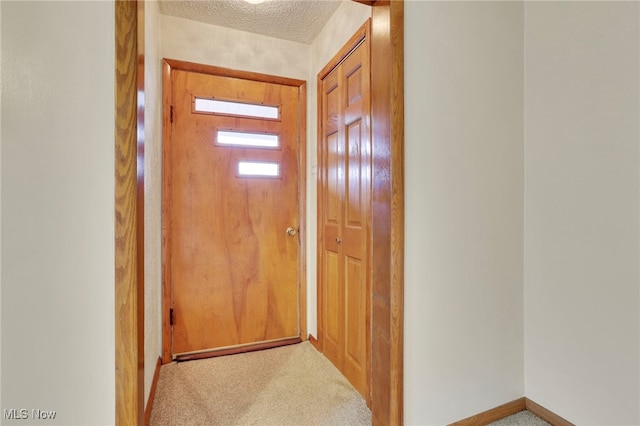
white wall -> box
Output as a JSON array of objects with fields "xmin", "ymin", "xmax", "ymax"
[
  {"xmin": 404, "ymin": 2, "xmax": 525, "ymax": 424},
  {"xmin": 161, "ymin": 14, "xmax": 309, "ymax": 81},
  {"xmin": 1, "ymin": 2, "xmax": 115, "ymax": 425},
  {"xmin": 307, "ymin": 0, "xmax": 371, "ymax": 338},
  {"xmin": 144, "ymin": 0, "xmax": 163, "ymax": 410},
  {"xmin": 524, "ymin": 3, "xmax": 640, "ymax": 424},
  {"xmin": 152, "ymin": 3, "xmax": 640, "ymax": 425}
]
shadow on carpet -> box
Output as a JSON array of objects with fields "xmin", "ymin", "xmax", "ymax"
[{"xmin": 149, "ymin": 341, "xmax": 371, "ymax": 425}]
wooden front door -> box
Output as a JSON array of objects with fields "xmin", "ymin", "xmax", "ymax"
[
  {"xmin": 165, "ymin": 65, "xmax": 304, "ymax": 360},
  {"xmin": 318, "ymin": 22, "xmax": 371, "ymax": 400}
]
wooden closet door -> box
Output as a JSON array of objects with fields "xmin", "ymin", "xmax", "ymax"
[{"xmin": 319, "ymin": 24, "xmax": 371, "ymax": 400}]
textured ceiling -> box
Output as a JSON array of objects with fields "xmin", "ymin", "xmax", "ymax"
[{"xmin": 158, "ymin": 0, "xmax": 344, "ymax": 45}]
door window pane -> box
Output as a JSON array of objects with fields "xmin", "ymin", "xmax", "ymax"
[
  {"xmin": 194, "ymin": 98, "xmax": 279, "ymax": 119},
  {"xmin": 238, "ymin": 161, "xmax": 280, "ymax": 178},
  {"xmin": 217, "ymin": 130, "xmax": 279, "ymax": 148}
]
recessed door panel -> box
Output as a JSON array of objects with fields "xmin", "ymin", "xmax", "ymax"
[{"xmin": 323, "ymin": 249, "xmax": 342, "ymax": 363}]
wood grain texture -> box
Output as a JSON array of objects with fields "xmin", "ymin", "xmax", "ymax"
[
  {"xmin": 175, "ymin": 337, "xmax": 301, "ymax": 361},
  {"xmin": 170, "ymin": 70, "xmax": 300, "ymax": 354},
  {"xmin": 308, "ymin": 334, "xmax": 320, "ymax": 351},
  {"xmin": 144, "ymin": 357, "xmax": 162, "ymax": 426},
  {"xmin": 370, "ymin": 4, "xmax": 392, "ymax": 422},
  {"xmin": 298, "ymin": 82, "xmax": 308, "ymax": 342},
  {"xmin": 163, "ymin": 58, "xmax": 305, "ymax": 88},
  {"xmin": 115, "ymin": 0, "xmax": 144, "ymax": 424},
  {"xmin": 525, "ymin": 398, "xmax": 575, "ymax": 426},
  {"xmin": 161, "ymin": 59, "xmax": 307, "ymax": 363},
  {"xmin": 317, "ymin": 23, "xmax": 367, "ymax": 80},
  {"xmin": 162, "ymin": 60, "xmax": 307, "ymax": 361},
  {"xmin": 317, "ymin": 20, "xmax": 372, "ymax": 402},
  {"xmin": 388, "ymin": 2, "xmax": 405, "ymax": 424},
  {"xmin": 316, "ymin": 72, "xmax": 325, "ymax": 352},
  {"xmin": 450, "ymin": 398, "xmax": 527, "ymax": 426},
  {"xmin": 161, "ymin": 60, "xmax": 173, "ymax": 365},
  {"xmin": 370, "ymin": 1, "xmax": 404, "ymax": 425}
]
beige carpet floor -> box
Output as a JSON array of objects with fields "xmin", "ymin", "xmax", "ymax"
[
  {"xmin": 149, "ymin": 341, "xmax": 372, "ymax": 425},
  {"xmin": 488, "ymin": 410, "xmax": 551, "ymax": 426}
]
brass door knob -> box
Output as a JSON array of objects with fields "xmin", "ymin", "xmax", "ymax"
[{"xmin": 286, "ymin": 227, "xmax": 297, "ymax": 236}]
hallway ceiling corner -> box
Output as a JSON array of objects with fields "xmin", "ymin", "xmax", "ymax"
[{"xmin": 158, "ymin": 0, "xmax": 344, "ymax": 44}]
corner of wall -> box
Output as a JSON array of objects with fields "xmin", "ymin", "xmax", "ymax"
[
  {"xmin": 523, "ymin": 2, "xmax": 640, "ymax": 423},
  {"xmin": 144, "ymin": 0, "xmax": 164, "ymax": 410},
  {"xmin": 404, "ymin": 1, "xmax": 525, "ymax": 423}
]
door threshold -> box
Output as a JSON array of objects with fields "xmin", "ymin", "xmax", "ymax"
[{"xmin": 174, "ymin": 337, "xmax": 302, "ymax": 362}]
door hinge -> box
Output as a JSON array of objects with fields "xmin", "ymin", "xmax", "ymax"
[
  {"xmin": 170, "ymin": 308, "xmax": 175, "ymax": 326},
  {"xmin": 170, "ymin": 105, "xmax": 174, "ymax": 123}
]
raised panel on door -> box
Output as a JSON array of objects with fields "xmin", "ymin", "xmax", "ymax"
[
  {"xmin": 323, "ymin": 249, "xmax": 342, "ymax": 364},
  {"xmin": 325, "ymin": 130, "xmax": 341, "ymax": 232},
  {"xmin": 318, "ymin": 24, "xmax": 371, "ymax": 403},
  {"xmin": 346, "ymin": 119, "xmax": 363, "ymax": 228},
  {"xmin": 344, "ymin": 255, "xmax": 367, "ymax": 396}
]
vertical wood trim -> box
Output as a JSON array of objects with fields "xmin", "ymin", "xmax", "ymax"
[
  {"xmin": 161, "ymin": 60, "xmax": 173, "ymax": 364},
  {"xmin": 115, "ymin": 0, "xmax": 144, "ymax": 424},
  {"xmin": 308, "ymin": 334, "xmax": 320, "ymax": 351},
  {"xmin": 316, "ymin": 72, "xmax": 325, "ymax": 351},
  {"xmin": 298, "ymin": 82, "xmax": 308, "ymax": 341},
  {"xmin": 388, "ymin": 2, "xmax": 404, "ymax": 424},
  {"xmin": 370, "ymin": 3, "xmax": 392, "ymax": 421},
  {"xmin": 363, "ymin": 21, "xmax": 373, "ymax": 408},
  {"xmin": 370, "ymin": 1, "xmax": 404, "ymax": 425}
]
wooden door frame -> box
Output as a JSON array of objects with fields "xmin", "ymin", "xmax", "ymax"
[
  {"xmin": 369, "ymin": 2, "xmax": 404, "ymax": 424},
  {"xmin": 114, "ymin": 0, "xmax": 403, "ymax": 424},
  {"xmin": 160, "ymin": 59, "xmax": 308, "ymax": 364},
  {"xmin": 315, "ymin": 2, "xmax": 404, "ymax": 424},
  {"xmin": 115, "ymin": 0, "xmax": 145, "ymax": 424}
]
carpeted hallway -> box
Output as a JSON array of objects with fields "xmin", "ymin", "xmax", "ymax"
[
  {"xmin": 488, "ymin": 411, "xmax": 550, "ymax": 426},
  {"xmin": 149, "ymin": 341, "xmax": 552, "ymax": 426},
  {"xmin": 149, "ymin": 341, "xmax": 371, "ymax": 425}
]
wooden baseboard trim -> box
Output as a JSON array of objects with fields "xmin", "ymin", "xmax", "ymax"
[
  {"xmin": 308, "ymin": 334, "xmax": 320, "ymax": 351},
  {"xmin": 450, "ymin": 397, "xmax": 575, "ymax": 426},
  {"xmin": 175, "ymin": 337, "xmax": 302, "ymax": 362},
  {"xmin": 144, "ymin": 356, "xmax": 162, "ymax": 426},
  {"xmin": 525, "ymin": 398, "xmax": 574, "ymax": 426},
  {"xmin": 449, "ymin": 398, "xmax": 526, "ymax": 426}
]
